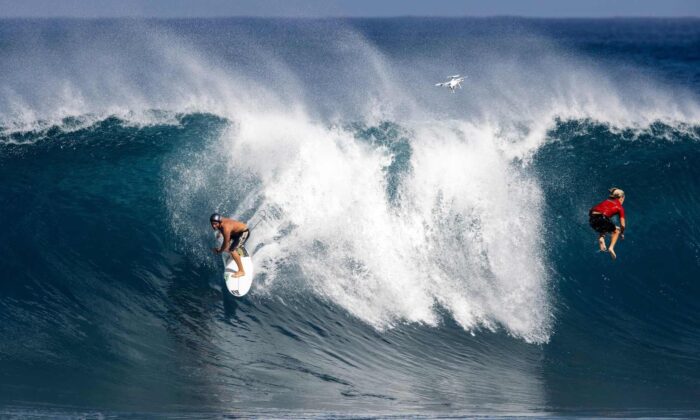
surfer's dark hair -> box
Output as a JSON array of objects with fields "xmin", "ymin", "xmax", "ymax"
[{"xmin": 210, "ymin": 213, "xmax": 222, "ymax": 223}]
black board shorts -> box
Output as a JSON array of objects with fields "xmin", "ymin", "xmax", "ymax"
[
  {"xmin": 589, "ymin": 213, "xmax": 616, "ymax": 234},
  {"xmin": 228, "ymin": 229, "xmax": 250, "ymax": 252}
]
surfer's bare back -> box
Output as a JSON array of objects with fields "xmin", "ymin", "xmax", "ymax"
[{"xmin": 210, "ymin": 213, "xmax": 250, "ymax": 277}]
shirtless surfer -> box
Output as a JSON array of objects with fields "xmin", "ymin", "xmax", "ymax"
[
  {"xmin": 589, "ymin": 188, "xmax": 626, "ymax": 260},
  {"xmin": 210, "ymin": 213, "xmax": 249, "ymax": 277}
]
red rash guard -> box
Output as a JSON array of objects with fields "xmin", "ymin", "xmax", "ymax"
[{"xmin": 590, "ymin": 198, "xmax": 625, "ymax": 219}]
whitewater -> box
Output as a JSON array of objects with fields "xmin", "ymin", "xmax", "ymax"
[{"xmin": 1, "ymin": 18, "xmax": 700, "ymax": 417}]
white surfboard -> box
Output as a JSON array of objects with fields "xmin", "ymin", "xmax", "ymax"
[{"xmin": 217, "ymin": 233, "xmax": 254, "ymax": 297}]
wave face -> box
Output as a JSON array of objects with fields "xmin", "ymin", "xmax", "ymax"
[{"xmin": 1, "ymin": 18, "xmax": 700, "ymax": 416}]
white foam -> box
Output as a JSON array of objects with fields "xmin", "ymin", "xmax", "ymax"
[{"xmin": 167, "ymin": 109, "xmax": 552, "ymax": 342}]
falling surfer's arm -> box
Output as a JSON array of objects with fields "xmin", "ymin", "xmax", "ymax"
[{"xmin": 620, "ymin": 217, "xmax": 626, "ymax": 239}]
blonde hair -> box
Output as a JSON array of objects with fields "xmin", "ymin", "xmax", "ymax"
[{"xmin": 608, "ymin": 187, "xmax": 625, "ymax": 199}]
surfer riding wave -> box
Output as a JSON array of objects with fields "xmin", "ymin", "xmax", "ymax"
[{"xmin": 210, "ymin": 213, "xmax": 250, "ymax": 277}]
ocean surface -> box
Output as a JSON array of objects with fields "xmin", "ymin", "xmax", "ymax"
[{"xmin": 1, "ymin": 17, "xmax": 700, "ymax": 418}]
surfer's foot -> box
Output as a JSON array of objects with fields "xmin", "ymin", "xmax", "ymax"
[
  {"xmin": 598, "ymin": 237, "xmax": 607, "ymax": 252},
  {"xmin": 608, "ymin": 248, "xmax": 617, "ymax": 260},
  {"xmin": 233, "ymin": 271, "xmax": 246, "ymax": 278}
]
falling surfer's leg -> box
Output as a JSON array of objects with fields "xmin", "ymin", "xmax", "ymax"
[
  {"xmin": 608, "ymin": 228, "xmax": 621, "ymax": 260},
  {"xmin": 598, "ymin": 234, "xmax": 607, "ymax": 252}
]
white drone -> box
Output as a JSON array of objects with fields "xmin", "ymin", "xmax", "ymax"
[{"xmin": 435, "ymin": 74, "xmax": 465, "ymax": 92}]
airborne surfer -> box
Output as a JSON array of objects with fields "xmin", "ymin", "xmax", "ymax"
[
  {"xmin": 589, "ymin": 188, "xmax": 626, "ymax": 260},
  {"xmin": 210, "ymin": 213, "xmax": 250, "ymax": 277}
]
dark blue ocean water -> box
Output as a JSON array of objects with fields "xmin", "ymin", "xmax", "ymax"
[{"xmin": 1, "ymin": 18, "xmax": 700, "ymax": 417}]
